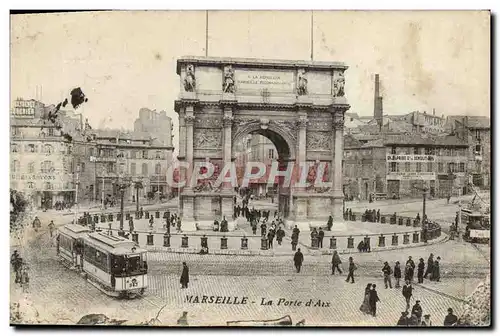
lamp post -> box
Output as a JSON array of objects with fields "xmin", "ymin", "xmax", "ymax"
[
  {"xmin": 101, "ymin": 168, "xmax": 106, "ymax": 210},
  {"xmin": 134, "ymin": 180, "xmax": 143, "ymax": 213},
  {"xmin": 73, "ymin": 166, "xmax": 80, "ymax": 225},
  {"xmin": 115, "ymin": 176, "xmax": 130, "ymax": 231}
]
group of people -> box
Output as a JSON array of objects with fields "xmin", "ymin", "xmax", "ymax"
[
  {"xmin": 381, "ymin": 254, "xmax": 441, "ymax": 289},
  {"xmin": 361, "ymin": 209, "xmax": 381, "ymax": 223},
  {"xmin": 11, "ymin": 250, "xmax": 30, "ymax": 292},
  {"xmin": 213, "ymin": 217, "xmax": 229, "ymax": 232},
  {"xmin": 53, "ymin": 201, "xmax": 71, "ymax": 211},
  {"xmin": 310, "ymin": 228, "xmax": 325, "ymax": 248}
]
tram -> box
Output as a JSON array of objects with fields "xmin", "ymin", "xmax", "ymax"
[
  {"xmin": 56, "ymin": 224, "xmax": 91, "ymax": 269},
  {"xmin": 463, "ymin": 211, "xmax": 490, "ymax": 244},
  {"xmin": 81, "ymin": 231, "xmax": 148, "ymax": 299}
]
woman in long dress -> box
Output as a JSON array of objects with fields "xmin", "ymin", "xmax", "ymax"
[
  {"xmin": 359, "ymin": 283, "xmax": 372, "ymax": 314},
  {"xmin": 180, "ymin": 262, "xmax": 189, "ymax": 289}
]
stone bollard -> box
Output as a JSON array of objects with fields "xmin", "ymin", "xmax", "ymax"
[
  {"xmin": 155, "ymin": 211, "xmax": 160, "ymax": 219},
  {"xmin": 364, "ymin": 235, "xmax": 371, "ymax": 247},
  {"xmin": 108, "ymin": 214, "xmax": 113, "ymax": 222},
  {"xmin": 201, "ymin": 235, "xmax": 208, "ymax": 248},
  {"xmin": 221, "ymin": 237, "xmax": 228, "ymax": 250},
  {"xmin": 403, "ymin": 233, "xmax": 410, "ymax": 245},
  {"xmin": 132, "ymin": 232, "xmax": 139, "ymax": 243},
  {"xmin": 94, "ymin": 215, "xmax": 99, "ymax": 224},
  {"xmin": 241, "ymin": 236, "xmax": 248, "ymax": 250},
  {"xmin": 361, "ymin": 214, "xmax": 366, "ymax": 222},
  {"xmin": 181, "ymin": 235, "xmax": 189, "ymax": 248},
  {"xmin": 398, "ymin": 217, "xmax": 404, "ymax": 226},
  {"xmin": 145, "ymin": 211, "xmax": 150, "ymax": 219},
  {"xmin": 351, "ymin": 214, "xmax": 356, "ymax": 221},
  {"xmin": 381, "ymin": 216, "xmax": 386, "ymax": 224},
  {"xmin": 378, "ymin": 234, "xmax": 385, "ymax": 247},
  {"xmin": 310, "ymin": 237, "xmax": 319, "ymax": 250},
  {"xmin": 406, "ymin": 218, "xmax": 412, "ymax": 226},
  {"xmin": 118, "ymin": 230, "xmax": 125, "ymax": 237},
  {"xmin": 261, "ymin": 237, "xmax": 268, "ymax": 250},
  {"xmin": 412, "ymin": 232, "xmax": 419, "ymax": 244},
  {"xmin": 163, "ymin": 233, "xmax": 171, "ymax": 247},
  {"xmin": 147, "ymin": 233, "xmax": 154, "ymax": 245},
  {"xmin": 101, "ymin": 214, "xmax": 106, "ymax": 223},
  {"xmin": 392, "ymin": 234, "xmax": 398, "ymax": 246},
  {"xmin": 330, "ymin": 236, "xmax": 337, "ymax": 250},
  {"xmin": 347, "ymin": 236, "xmax": 354, "ymax": 249},
  {"xmin": 108, "ymin": 223, "xmax": 113, "ymax": 235}
]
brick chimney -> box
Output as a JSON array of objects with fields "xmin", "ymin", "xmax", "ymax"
[{"xmin": 374, "ymin": 74, "xmax": 383, "ymax": 131}]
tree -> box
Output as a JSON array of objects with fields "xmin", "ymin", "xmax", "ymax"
[{"xmin": 10, "ymin": 189, "xmax": 29, "ymax": 233}]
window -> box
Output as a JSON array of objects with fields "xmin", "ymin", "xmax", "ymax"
[
  {"xmin": 268, "ymin": 149, "xmax": 274, "ymax": 159},
  {"xmin": 391, "ymin": 147, "xmax": 396, "ymax": 154},
  {"xmin": 119, "ymin": 163, "xmax": 126, "ymax": 174},
  {"xmin": 475, "ymin": 145, "xmax": 481, "ymax": 155},
  {"xmin": 405, "ymin": 162, "xmax": 410, "ymax": 172},
  {"xmin": 155, "ymin": 163, "xmax": 161, "ymax": 174},
  {"xmin": 142, "ymin": 150, "xmax": 148, "ymax": 159},
  {"xmin": 459, "ymin": 162, "xmax": 465, "ymax": 172},
  {"xmin": 425, "ymin": 147, "xmax": 435, "ymax": 155},
  {"xmin": 438, "ymin": 162, "xmax": 443, "ymax": 173},
  {"xmin": 416, "ymin": 162, "xmax": 422, "ymax": 172},
  {"xmin": 475, "ymin": 130, "xmax": 481, "ymax": 141},
  {"xmin": 390, "ymin": 162, "xmax": 399, "ymax": 172},
  {"xmin": 27, "ymin": 144, "xmax": 36, "ymax": 153},
  {"xmin": 413, "ymin": 147, "xmax": 420, "ymax": 155},
  {"xmin": 107, "ymin": 162, "xmax": 114, "ymax": 173},
  {"xmin": 155, "ymin": 151, "xmax": 162, "ymax": 159},
  {"xmin": 43, "ymin": 144, "xmax": 53, "ymax": 154},
  {"xmin": 81, "ymin": 163, "xmax": 85, "ymax": 172},
  {"xmin": 44, "ymin": 182, "xmax": 53, "ymax": 190},
  {"xmin": 427, "ymin": 162, "xmax": 433, "ymax": 172},
  {"xmin": 41, "ymin": 161, "xmax": 54, "ymax": 173},
  {"xmin": 39, "ymin": 130, "xmax": 46, "ymax": 137},
  {"xmin": 11, "ymin": 144, "xmax": 18, "ymax": 153},
  {"xmin": 28, "ymin": 162, "xmax": 35, "ymax": 174},
  {"xmin": 450, "ymin": 148, "xmax": 455, "ymax": 156},
  {"xmin": 131, "ymin": 163, "xmax": 136, "ymax": 175},
  {"xmin": 448, "ymin": 162, "xmax": 456, "ymax": 173},
  {"xmin": 27, "ymin": 182, "xmax": 35, "ymax": 189},
  {"xmin": 48, "ymin": 128, "xmax": 54, "ymax": 136},
  {"xmin": 11, "ymin": 160, "xmax": 19, "ymax": 172},
  {"xmin": 117, "ymin": 150, "xmax": 125, "ymax": 158},
  {"xmin": 67, "ymin": 146, "xmax": 73, "ymax": 154},
  {"xmin": 142, "ymin": 163, "xmax": 148, "ymax": 175},
  {"xmin": 475, "ymin": 161, "xmax": 482, "ymax": 173}
]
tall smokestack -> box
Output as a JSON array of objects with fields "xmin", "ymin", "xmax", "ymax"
[{"xmin": 374, "ymin": 74, "xmax": 383, "ymax": 131}]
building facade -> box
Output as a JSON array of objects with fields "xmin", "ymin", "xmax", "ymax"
[
  {"xmin": 10, "ymin": 98, "xmax": 82, "ymax": 208},
  {"xmin": 344, "ymin": 133, "xmax": 470, "ymax": 200}
]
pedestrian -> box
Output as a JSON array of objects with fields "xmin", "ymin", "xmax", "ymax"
[
  {"xmin": 318, "ymin": 228, "xmax": 325, "ymax": 248},
  {"xmin": 345, "ymin": 257, "xmax": 357, "ymax": 284},
  {"xmin": 369, "ymin": 284, "xmax": 380, "ymax": 317},
  {"xmin": 402, "ymin": 280, "xmax": 413, "ymax": 310},
  {"xmin": 431, "ymin": 257, "xmax": 441, "ymax": 282},
  {"xmin": 20, "ymin": 263, "xmax": 30, "ymax": 293},
  {"xmin": 408, "ymin": 314, "xmax": 419, "ymax": 326},
  {"xmin": 331, "ymin": 251, "xmax": 342, "ymax": 275},
  {"xmin": 397, "ymin": 311, "xmax": 409, "ymax": 326},
  {"xmin": 32, "ymin": 216, "xmax": 41, "ymax": 232},
  {"xmin": 149, "ymin": 216, "xmax": 154, "ymax": 228},
  {"xmin": 291, "ymin": 232, "xmax": 298, "ymax": 251},
  {"xmin": 327, "ymin": 215, "xmax": 333, "ymax": 230},
  {"xmin": 293, "ymin": 248, "xmax": 304, "ymax": 273},
  {"xmin": 251, "ymin": 220, "xmax": 257, "ymax": 235},
  {"xmin": 394, "ymin": 261, "xmax": 402, "ymax": 288},
  {"xmin": 260, "ymin": 222, "xmax": 267, "ymax": 237},
  {"xmin": 276, "ymin": 226, "xmax": 285, "ymax": 245},
  {"xmin": 382, "ymin": 261, "xmax": 393, "ymax": 289},
  {"xmin": 443, "ymin": 308, "xmax": 458, "ymax": 326},
  {"xmin": 406, "ymin": 256, "xmax": 415, "ymax": 282},
  {"xmin": 359, "ymin": 283, "xmax": 372, "ymax": 314},
  {"xmin": 417, "ymin": 258, "xmax": 425, "ymax": 283},
  {"xmin": 424, "ymin": 253, "xmax": 434, "ymax": 279},
  {"xmin": 421, "ymin": 314, "xmax": 432, "ymax": 326},
  {"xmin": 267, "ymin": 230, "xmax": 274, "ymax": 248},
  {"xmin": 411, "ymin": 300, "xmax": 423, "ymax": 324},
  {"xmin": 180, "ymin": 262, "xmax": 189, "ymax": 289},
  {"xmin": 48, "ymin": 220, "xmax": 55, "ymax": 237}
]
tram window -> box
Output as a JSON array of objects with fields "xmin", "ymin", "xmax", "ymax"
[
  {"xmin": 111, "ymin": 255, "xmax": 126, "ymax": 276},
  {"xmin": 83, "ymin": 245, "xmax": 109, "ymax": 271},
  {"xmin": 127, "ymin": 256, "xmax": 142, "ymax": 273}
]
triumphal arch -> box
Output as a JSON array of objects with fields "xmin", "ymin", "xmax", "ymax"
[{"xmin": 174, "ymin": 56, "xmax": 349, "ymax": 231}]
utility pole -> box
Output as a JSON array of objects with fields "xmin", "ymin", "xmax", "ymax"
[
  {"xmin": 101, "ymin": 168, "xmax": 105, "ymax": 210},
  {"xmin": 73, "ymin": 170, "xmax": 80, "ymax": 225},
  {"xmin": 310, "ymin": 10, "xmax": 314, "ymax": 61}
]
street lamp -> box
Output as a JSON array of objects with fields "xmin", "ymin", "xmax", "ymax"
[
  {"xmin": 134, "ymin": 179, "xmax": 144, "ymax": 213},
  {"xmin": 413, "ymin": 182, "xmax": 429, "ymax": 242},
  {"xmin": 73, "ymin": 166, "xmax": 81, "ymax": 225},
  {"xmin": 115, "ymin": 176, "xmax": 130, "ymax": 231}
]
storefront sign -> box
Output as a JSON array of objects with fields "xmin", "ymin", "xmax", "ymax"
[
  {"xmin": 386, "ymin": 172, "xmax": 436, "ymax": 181},
  {"xmin": 470, "ymin": 230, "xmax": 490, "ymax": 239},
  {"xmin": 11, "ymin": 174, "xmax": 59, "ymax": 181},
  {"xmin": 235, "ymin": 70, "xmax": 294, "ymax": 92},
  {"xmin": 386, "ymin": 155, "xmax": 435, "ymax": 162}
]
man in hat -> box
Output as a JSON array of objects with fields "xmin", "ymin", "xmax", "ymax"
[
  {"xmin": 424, "ymin": 253, "xmax": 434, "ymax": 279},
  {"xmin": 293, "ymin": 248, "xmax": 304, "ymax": 273},
  {"xmin": 411, "ymin": 300, "xmax": 423, "ymax": 324},
  {"xmin": 382, "ymin": 261, "xmax": 393, "ymax": 289},
  {"xmin": 417, "ymin": 258, "xmax": 425, "ymax": 283},
  {"xmin": 421, "ymin": 314, "xmax": 432, "ymax": 326},
  {"xmin": 345, "ymin": 257, "xmax": 357, "ymax": 284},
  {"xmin": 396, "ymin": 311, "xmax": 409, "ymax": 326},
  {"xmin": 402, "ymin": 280, "xmax": 413, "ymax": 310},
  {"xmin": 443, "ymin": 308, "xmax": 458, "ymax": 326},
  {"xmin": 369, "ymin": 284, "xmax": 380, "ymax": 317}
]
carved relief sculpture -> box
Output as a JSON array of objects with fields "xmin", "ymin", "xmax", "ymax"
[
  {"xmin": 332, "ymin": 111, "xmax": 345, "ymax": 130},
  {"xmin": 333, "ymin": 70, "xmax": 345, "ymax": 97},
  {"xmin": 183, "ymin": 64, "xmax": 196, "ymax": 92},
  {"xmin": 223, "ymin": 65, "xmax": 235, "ymax": 93},
  {"xmin": 307, "ymin": 132, "xmax": 332, "ymax": 150},
  {"xmin": 297, "ymin": 69, "xmax": 308, "ymax": 96},
  {"xmin": 194, "ymin": 130, "xmax": 221, "ymax": 148}
]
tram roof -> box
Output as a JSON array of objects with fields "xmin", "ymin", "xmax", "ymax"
[
  {"xmin": 59, "ymin": 224, "xmax": 91, "ymax": 238},
  {"xmin": 84, "ymin": 232, "xmax": 146, "ymax": 255}
]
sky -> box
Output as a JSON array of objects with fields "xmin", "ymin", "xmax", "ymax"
[{"xmin": 10, "ymin": 10, "xmax": 490, "ymax": 153}]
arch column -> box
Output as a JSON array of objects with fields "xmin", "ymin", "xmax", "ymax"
[
  {"xmin": 293, "ymin": 113, "xmax": 308, "ymax": 222},
  {"xmin": 331, "ymin": 108, "xmax": 345, "ymax": 222}
]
